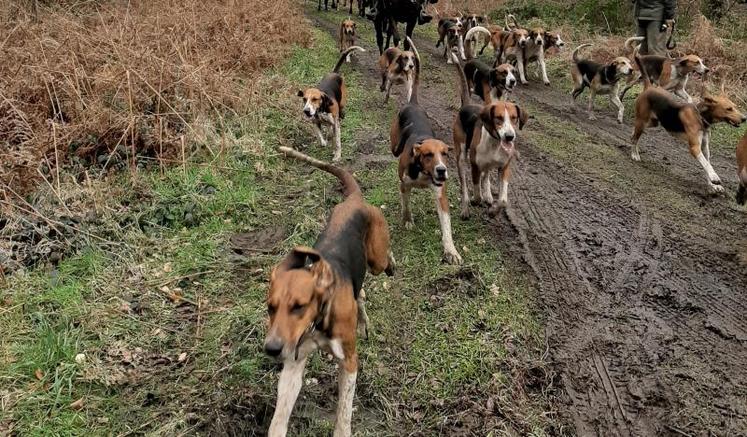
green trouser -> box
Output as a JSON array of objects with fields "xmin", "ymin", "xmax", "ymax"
[{"xmin": 636, "ymin": 19, "xmax": 665, "ymax": 56}]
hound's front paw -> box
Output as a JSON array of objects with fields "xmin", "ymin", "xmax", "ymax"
[
  {"xmin": 442, "ymin": 249, "xmax": 463, "ymax": 265},
  {"xmin": 488, "ymin": 201, "xmax": 507, "ymax": 216},
  {"xmin": 460, "ymin": 206, "xmax": 471, "ymax": 220}
]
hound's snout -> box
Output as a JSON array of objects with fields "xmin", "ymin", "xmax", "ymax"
[
  {"xmin": 264, "ymin": 338, "xmax": 283, "ymax": 356},
  {"xmin": 435, "ymin": 166, "xmax": 447, "ymax": 180},
  {"xmin": 503, "ymin": 133, "xmax": 515, "ymax": 142}
]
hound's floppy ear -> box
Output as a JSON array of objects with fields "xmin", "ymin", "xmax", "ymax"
[
  {"xmin": 277, "ymin": 246, "xmax": 321, "ymax": 271},
  {"xmin": 282, "ymin": 246, "xmax": 333, "ymax": 293},
  {"xmin": 516, "ymin": 105, "xmax": 529, "ymax": 130},
  {"xmin": 480, "ymin": 104, "xmax": 496, "ymax": 125},
  {"xmin": 488, "ymin": 69, "xmax": 499, "ymax": 85},
  {"xmin": 297, "ymin": 90, "xmax": 304, "ymax": 97},
  {"xmin": 678, "ymin": 57, "xmax": 690, "ymax": 67},
  {"xmin": 320, "ymin": 93, "xmax": 332, "ymax": 112},
  {"xmin": 412, "ymin": 142, "xmax": 423, "ymax": 156},
  {"xmin": 309, "ymin": 258, "xmax": 333, "ymax": 294}
]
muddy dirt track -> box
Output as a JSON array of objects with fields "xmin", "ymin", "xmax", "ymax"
[{"xmin": 310, "ymin": 11, "xmax": 747, "ymax": 436}]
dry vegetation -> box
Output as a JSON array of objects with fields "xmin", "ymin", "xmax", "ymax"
[{"xmin": 0, "ymin": 0, "xmax": 310, "ymax": 195}]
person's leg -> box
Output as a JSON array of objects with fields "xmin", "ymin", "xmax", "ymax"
[
  {"xmin": 636, "ymin": 20, "xmax": 649, "ymax": 55},
  {"xmin": 645, "ymin": 20, "xmax": 665, "ymax": 56}
]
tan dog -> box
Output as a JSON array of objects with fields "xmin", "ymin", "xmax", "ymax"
[
  {"xmin": 451, "ymin": 53, "xmax": 528, "ymax": 218},
  {"xmin": 522, "ymin": 26, "xmax": 555, "ymax": 86},
  {"xmin": 389, "ymin": 40, "xmax": 462, "ymax": 264},
  {"xmin": 266, "ymin": 146, "xmax": 395, "ymax": 437},
  {"xmin": 467, "ymin": 25, "xmax": 530, "ymax": 84},
  {"xmin": 630, "ymin": 54, "xmax": 747, "ymax": 193},
  {"xmin": 737, "ymin": 131, "xmax": 747, "ymax": 205},
  {"xmin": 571, "ymin": 43, "xmax": 634, "ymax": 123},
  {"xmin": 339, "ymin": 19, "xmax": 357, "ymax": 61},
  {"xmin": 523, "ymin": 30, "xmax": 565, "ymax": 86},
  {"xmin": 378, "ymin": 45, "xmax": 418, "ymax": 103},
  {"xmin": 621, "ymin": 36, "xmax": 709, "ymax": 103},
  {"xmin": 298, "ymin": 46, "xmax": 364, "ymax": 162}
]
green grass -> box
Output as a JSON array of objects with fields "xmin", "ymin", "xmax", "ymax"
[{"xmin": 0, "ymin": 9, "xmax": 549, "ymax": 437}]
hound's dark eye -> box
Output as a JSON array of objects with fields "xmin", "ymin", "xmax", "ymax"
[
  {"xmin": 728, "ymin": 107, "xmax": 735, "ymax": 111},
  {"xmin": 424, "ymin": 152, "xmax": 434, "ymax": 158},
  {"xmin": 291, "ymin": 303, "xmax": 307, "ymax": 315},
  {"xmin": 302, "ymin": 98, "xmax": 307, "ymax": 103},
  {"xmin": 268, "ymin": 304, "xmax": 277, "ymax": 315}
]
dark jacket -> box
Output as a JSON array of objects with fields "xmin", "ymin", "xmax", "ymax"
[{"xmin": 633, "ymin": 0, "xmax": 676, "ymax": 21}]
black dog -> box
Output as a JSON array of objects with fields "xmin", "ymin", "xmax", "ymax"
[
  {"xmin": 318, "ymin": 0, "xmax": 337, "ymax": 11},
  {"xmin": 371, "ymin": 0, "xmax": 437, "ymax": 54}
]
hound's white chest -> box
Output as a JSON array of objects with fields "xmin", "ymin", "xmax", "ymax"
[
  {"xmin": 475, "ymin": 129, "xmax": 511, "ymax": 170},
  {"xmin": 390, "ymin": 70, "xmax": 412, "ymax": 85},
  {"xmin": 297, "ymin": 331, "xmax": 345, "ymax": 360}
]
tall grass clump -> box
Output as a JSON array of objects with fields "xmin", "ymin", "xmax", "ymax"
[{"xmin": 0, "ymin": 0, "xmax": 311, "ymax": 193}]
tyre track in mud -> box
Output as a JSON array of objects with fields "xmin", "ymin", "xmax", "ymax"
[
  {"xmin": 310, "ymin": 12, "xmax": 747, "ymax": 436},
  {"xmin": 478, "ymin": 62, "xmax": 747, "ymax": 437}
]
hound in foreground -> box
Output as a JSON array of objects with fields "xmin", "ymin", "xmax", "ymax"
[
  {"xmin": 266, "ymin": 146, "xmax": 395, "ymax": 437},
  {"xmin": 389, "ymin": 38, "xmax": 462, "ymax": 264},
  {"xmin": 620, "ymin": 36, "xmax": 708, "ymax": 103},
  {"xmin": 571, "ymin": 43, "xmax": 634, "ymax": 123},
  {"xmin": 630, "ymin": 54, "xmax": 746, "ymax": 193},
  {"xmin": 451, "ymin": 53, "xmax": 528, "ymax": 219},
  {"xmin": 298, "ymin": 46, "xmax": 365, "ymax": 162},
  {"xmin": 338, "ymin": 19, "xmax": 357, "ymax": 61}
]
